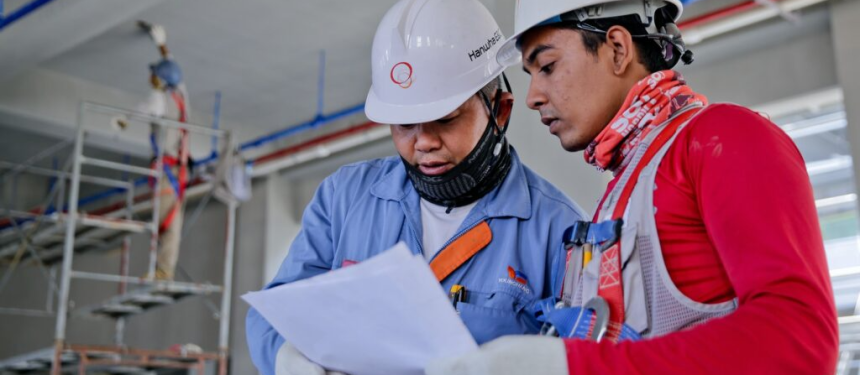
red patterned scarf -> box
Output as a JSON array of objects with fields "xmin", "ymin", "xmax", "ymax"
[{"xmin": 584, "ymin": 70, "xmax": 708, "ymax": 172}]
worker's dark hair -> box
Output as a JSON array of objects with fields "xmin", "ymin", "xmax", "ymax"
[
  {"xmin": 554, "ymin": 15, "xmax": 670, "ymax": 73},
  {"xmin": 478, "ymin": 76, "xmax": 502, "ymax": 100}
]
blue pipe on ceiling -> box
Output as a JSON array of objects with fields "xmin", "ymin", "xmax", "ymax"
[{"xmin": 0, "ymin": 0, "xmax": 55, "ymax": 31}]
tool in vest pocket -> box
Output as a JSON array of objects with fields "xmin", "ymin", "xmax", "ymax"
[
  {"xmin": 561, "ymin": 220, "xmax": 624, "ymax": 297},
  {"xmin": 449, "ymin": 285, "xmax": 467, "ymax": 313},
  {"xmin": 563, "ymin": 220, "xmax": 623, "ymax": 264}
]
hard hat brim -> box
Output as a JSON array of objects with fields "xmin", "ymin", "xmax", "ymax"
[
  {"xmin": 365, "ymin": 85, "xmax": 478, "ymax": 125},
  {"xmin": 497, "ymin": 35, "xmax": 525, "ymax": 68}
]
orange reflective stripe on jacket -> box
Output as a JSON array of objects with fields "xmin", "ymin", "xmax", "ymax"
[{"xmin": 429, "ymin": 221, "xmax": 492, "ymax": 282}]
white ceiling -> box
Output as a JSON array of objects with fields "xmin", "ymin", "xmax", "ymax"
[
  {"xmin": 0, "ymin": 0, "xmax": 801, "ymax": 155},
  {"xmin": 40, "ymin": 0, "xmax": 397, "ymax": 137},
  {"xmin": 34, "ymin": 0, "xmax": 740, "ymax": 136}
]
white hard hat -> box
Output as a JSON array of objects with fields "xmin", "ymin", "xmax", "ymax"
[
  {"xmin": 497, "ymin": 0, "xmax": 683, "ymax": 67},
  {"xmin": 365, "ymin": 0, "xmax": 506, "ymax": 125}
]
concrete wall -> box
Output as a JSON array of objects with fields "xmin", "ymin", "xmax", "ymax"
[
  {"xmin": 831, "ymin": 0, "xmax": 860, "ymax": 202},
  {"xmin": 231, "ymin": 180, "xmax": 269, "ymax": 374},
  {"xmin": 679, "ymin": 6, "xmax": 838, "ymax": 108},
  {"xmin": 263, "ymin": 175, "xmax": 301, "ymax": 285}
]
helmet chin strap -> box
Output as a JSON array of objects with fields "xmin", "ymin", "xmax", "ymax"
[
  {"xmin": 479, "ymin": 72, "xmax": 514, "ymax": 157},
  {"xmin": 655, "ymin": 7, "xmax": 693, "ymax": 66},
  {"xmin": 403, "ymin": 73, "xmax": 515, "ymax": 213}
]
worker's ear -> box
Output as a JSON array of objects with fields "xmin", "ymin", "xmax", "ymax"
[
  {"xmin": 604, "ymin": 25, "xmax": 636, "ymax": 76},
  {"xmin": 494, "ymin": 92, "xmax": 514, "ymax": 127}
]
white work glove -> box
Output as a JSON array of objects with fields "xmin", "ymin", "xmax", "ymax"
[
  {"xmin": 275, "ymin": 341, "xmax": 347, "ymax": 375},
  {"xmin": 149, "ymin": 24, "xmax": 167, "ymax": 46},
  {"xmin": 425, "ymin": 336, "xmax": 568, "ymax": 375}
]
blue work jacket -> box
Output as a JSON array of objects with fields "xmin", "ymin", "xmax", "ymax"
[{"xmin": 246, "ymin": 150, "xmax": 586, "ymax": 375}]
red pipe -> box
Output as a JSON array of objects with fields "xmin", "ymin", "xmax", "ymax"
[
  {"xmin": 0, "ymin": 122, "xmax": 382, "ymax": 227},
  {"xmin": 252, "ymin": 121, "xmax": 383, "ymax": 166},
  {"xmin": 0, "ymin": 207, "xmax": 45, "ymax": 227},
  {"xmin": 678, "ymin": 0, "xmax": 763, "ymax": 29},
  {"xmin": 84, "ymin": 177, "xmax": 206, "ymax": 217},
  {"xmin": 84, "ymin": 123, "xmax": 384, "ymax": 216}
]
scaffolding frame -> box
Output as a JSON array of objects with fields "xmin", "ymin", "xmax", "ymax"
[{"xmin": 0, "ymin": 102, "xmax": 237, "ymax": 375}]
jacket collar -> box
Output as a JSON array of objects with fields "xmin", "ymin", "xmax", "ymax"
[{"xmin": 370, "ymin": 149, "xmax": 532, "ymax": 220}]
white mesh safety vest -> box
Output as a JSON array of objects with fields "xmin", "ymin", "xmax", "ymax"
[{"xmin": 564, "ymin": 104, "xmax": 738, "ymax": 339}]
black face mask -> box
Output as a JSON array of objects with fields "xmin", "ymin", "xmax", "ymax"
[{"xmin": 403, "ymin": 73, "xmax": 514, "ymax": 212}]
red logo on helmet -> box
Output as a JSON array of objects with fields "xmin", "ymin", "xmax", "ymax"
[{"xmin": 390, "ymin": 62, "xmax": 414, "ymax": 89}]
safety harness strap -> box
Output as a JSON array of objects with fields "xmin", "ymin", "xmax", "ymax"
[
  {"xmin": 592, "ymin": 107, "xmax": 703, "ymax": 341},
  {"xmin": 148, "ymin": 90, "xmax": 190, "ymax": 235},
  {"xmin": 430, "ymin": 221, "xmax": 492, "ymax": 282}
]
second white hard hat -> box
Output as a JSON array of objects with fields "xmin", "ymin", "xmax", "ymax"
[
  {"xmin": 497, "ymin": 0, "xmax": 683, "ymax": 67},
  {"xmin": 365, "ymin": 0, "xmax": 506, "ymax": 125}
]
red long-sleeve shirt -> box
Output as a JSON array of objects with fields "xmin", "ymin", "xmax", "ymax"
[{"xmin": 565, "ymin": 104, "xmax": 838, "ymax": 374}]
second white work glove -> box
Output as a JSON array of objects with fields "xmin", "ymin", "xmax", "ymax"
[
  {"xmin": 425, "ymin": 335, "xmax": 568, "ymax": 375},
  {"xmin": 275, "ymin": 341, "xmax": 347, "ymax": 375},
  {"xmin": 149, "ymin": 24, "xmax": 167, "ymax": 46}
]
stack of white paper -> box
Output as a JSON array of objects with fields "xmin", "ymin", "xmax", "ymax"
[{"xmin": 243, "ymin": 243, "xmax": 477, "ymax": 375}]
